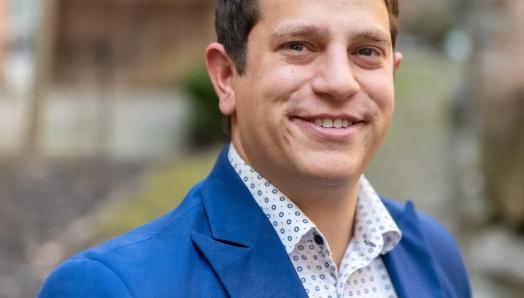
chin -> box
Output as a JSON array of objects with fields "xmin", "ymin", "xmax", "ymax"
[{"xmin": 298, "ymin": 160, "xmax": 362, "ymax": 187}]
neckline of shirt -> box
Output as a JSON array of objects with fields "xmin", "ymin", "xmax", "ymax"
[{"xmin": 227, "ymin": 143, "xmax": 402, "ymax": 257}]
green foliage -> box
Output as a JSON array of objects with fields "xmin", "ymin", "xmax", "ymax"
[
  {"xmin": 183, "ymin": 65, "xmax": 228, "ymax": 147},
  {"xmin": 93, "ymin": 149, "xmax": 219, "ymax": 244}
]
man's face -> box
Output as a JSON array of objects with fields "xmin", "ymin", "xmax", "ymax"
[{"xmin": 227, "ymin": 0, "xmax": 401, "ymax": 191}]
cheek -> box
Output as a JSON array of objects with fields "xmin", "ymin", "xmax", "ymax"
[
  {"xmin": 358, "ymin": 70, "xmax": 395, "ymax": 110},
  {"xmin": 255, "ymin": 58, "xmax": 311, "ymax": 101}
]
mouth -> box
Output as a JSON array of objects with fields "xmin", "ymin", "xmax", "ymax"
[
  {"xmin": 294, "ymin": 115, "xmax": 366, "ymax": 129},
  {"xmin": 290, "ymin": 114, "xmax": 367, "ymax": 142},
  {"xmin": 313, "ymin": 118, "xmax": 352, "ymax": 129}
]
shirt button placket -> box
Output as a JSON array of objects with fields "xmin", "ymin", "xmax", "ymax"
[{"xmin": 314, "ymin": 234, "xmax": 324, "ymax": 245}]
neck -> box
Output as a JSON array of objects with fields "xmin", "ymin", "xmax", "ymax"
[
  {"xmin": 229, "ymin": 140, "xmax": 361, "ymax": 266},
  {"xmin": 286, "ymin": 180, "xmax": 361, "ymax": 267}
]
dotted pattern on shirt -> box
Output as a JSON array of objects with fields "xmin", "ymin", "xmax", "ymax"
[{"xmin": 228, "ymin": 144, "xmax": 402, "ymax": 298}]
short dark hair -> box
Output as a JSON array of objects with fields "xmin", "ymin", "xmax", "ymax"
[
  {"xmin": 215, "ymin": 0, "xmax": 400, "ymax": 75},
  {"xmin": 215, "ymin": 0, "xmax": 260, "ymax": 75}
]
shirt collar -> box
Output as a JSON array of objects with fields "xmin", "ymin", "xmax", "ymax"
[
  {"xmin": 227, "ymin": 144, "xmax": 402, "ymax": 255},
  {"xmin": 228, "ymin": 144, "xmax": 314, "ymax": 253},
  {"xmin": 356, "ymin": 176, "xmax": 402, "ymax": 255}
]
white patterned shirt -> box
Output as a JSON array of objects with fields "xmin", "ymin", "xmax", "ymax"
[{"xmin": 228, "ymin": 144, "xmax": 402, "ymax": 298}]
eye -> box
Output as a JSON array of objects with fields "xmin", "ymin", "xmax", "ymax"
[
  {"xmin": 278, "ymin": 41, "xmax": 316, "ymax": 64},
  {"xmin": 357, "ymin": 47, "xmax": 378, "ymax": 57},
  {"xmin": 287, "ymin": 42, "xmax": 305, "ymax": 51},
  {"xmin": 351, "ymin": 46, "xmax": 386, "ymax": 68}
]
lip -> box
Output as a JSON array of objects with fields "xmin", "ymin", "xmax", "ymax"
[
  {"xmin": 291, "ymin": 116, "xmax": 366, "ymax": 142},
  {"xmin": 295, "ymin": 113, "xmax": 365, "ymax": 124}
]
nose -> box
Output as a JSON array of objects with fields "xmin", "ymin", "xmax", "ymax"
[{"xmin": 311, "ymin": 48, "xmax": 360, "ymax": 101}]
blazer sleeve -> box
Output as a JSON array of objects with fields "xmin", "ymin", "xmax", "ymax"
[
  {"xmin": 38, "ymin": 256, "xmax": 133, "ymax": 298},
  {"xmin": 418, "ymin": 213, "xmax": 472, "ymax": 298}
]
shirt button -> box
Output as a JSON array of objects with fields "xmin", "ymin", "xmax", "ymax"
[{"xmin": 314, "ymin": 234, "xmax": 324, "ymax": 245}]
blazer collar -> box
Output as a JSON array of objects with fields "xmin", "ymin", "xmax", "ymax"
[
  {"xmin": 191, "ymin": 147, "xmax": 307, "ymax": 298},
  {"xmin": 191, "ymin": 147, "xmax": 445, "ymax": 297},
  {"xmin": 382, "ymin": 200, "xmax": 446, "ymax": 298}
]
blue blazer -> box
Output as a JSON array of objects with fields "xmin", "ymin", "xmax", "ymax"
[{"xmin": 39, "ymin": 148, "xmax": 471, "ymax": 298}]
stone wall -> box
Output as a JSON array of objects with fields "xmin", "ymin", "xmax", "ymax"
[
  {"xmin": 398, "ymin": 0, "xmax": 457, "ymax": 45},
  {"xmin": 471, "ymin": 0, "xmax": 524, "ymax": 228}
]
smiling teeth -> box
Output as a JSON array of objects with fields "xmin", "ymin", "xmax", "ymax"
[{"xmin": 314, "ymin": 119, "xmax": 351, "ymax": 128}]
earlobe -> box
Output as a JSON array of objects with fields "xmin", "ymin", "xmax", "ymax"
[
  {"xmin": 205, "ymin": 43, "xmax": 237, "ymax": 116},
  {"xmin": 393, "ymin": 51, "xmax": 403, "ymax": 74}
]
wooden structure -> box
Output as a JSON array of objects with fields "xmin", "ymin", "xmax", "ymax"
[{"xmin": 52, "ymin": 0, "xmax": 215, "ymax": 86}]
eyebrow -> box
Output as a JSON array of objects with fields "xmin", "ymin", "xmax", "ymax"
[
  {"xmin": 270, "ymin": 23, "xmax": 391, "ymax": 45},
  {"xmin": 350, "ymin": 30, "xmax": 391, "ymax": 44},
  {"xmin": 271, "ymin": 24, "xmax": 330, "ymax": 40}
]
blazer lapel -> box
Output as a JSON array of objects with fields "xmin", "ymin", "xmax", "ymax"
[
  {"xmin": 191, "ymin": 148, "xmax": 307, "ymax": 298},
  {"xmin": 382, "ymin": 201, "xmax": 445, "ymax": 298}
]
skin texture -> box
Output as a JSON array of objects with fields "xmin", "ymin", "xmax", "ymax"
[{"xmin": 206, "ymin": 0, "xmax": 402, "ymax": 265}]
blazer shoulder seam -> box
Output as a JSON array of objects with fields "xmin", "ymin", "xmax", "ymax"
[
  {"xmin": 80, "ymin": 255, "xmax": 134, "ymax": 297},
  {"xmin": 89, "ymin": 200, "xmax": 204, "ymax": 256}
]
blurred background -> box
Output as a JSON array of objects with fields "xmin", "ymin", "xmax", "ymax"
[{"xmin": 0, "ymin": 0, "xmax": 523, "ymax": 297}]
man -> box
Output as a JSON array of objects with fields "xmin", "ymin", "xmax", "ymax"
[{"xmin": 39, "ymin": 0, "xmax": 471, "ymax": 297}]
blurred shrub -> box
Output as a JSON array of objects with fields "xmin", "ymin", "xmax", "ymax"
[{"xmin": 183, "ymin": 65, "xmax": 228, "ymax": 147}]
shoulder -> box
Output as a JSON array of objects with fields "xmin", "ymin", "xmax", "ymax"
[
  {"xmin": 412, "ymin": 208, "xmax": 471, "ymax": 297},
  {"xmin": 38, "ymin": 256, "xmax": 132, "ymax": 297},
  {"xmin": 382, "ymin": 197, "xmax": 471, "ymax": 297},
  {"xmin": 381, "ymin": 197, "xmax": 461, "ymax": 250},
  {"xmin": 87, "ymin": 180, "xmax": 207, "ymax": 256},
  {"xmin": 39, "ymin": 181, "xmax": 211, "ymax": 297}
]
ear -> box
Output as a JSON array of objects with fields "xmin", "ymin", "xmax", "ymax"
[
  {"xmin": 205, "ymin": 43, "xmax": 237, "ymax": 116},
  {"xmin": 393, "ymin": 51, "xmax": 403, "ymax": 75}
]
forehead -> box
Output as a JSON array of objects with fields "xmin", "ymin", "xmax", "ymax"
[{"xmin": 255, "ymin": 0, "xmax": 390, "ymax": 40}]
